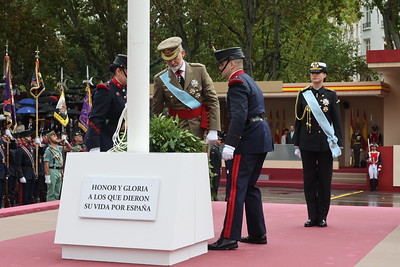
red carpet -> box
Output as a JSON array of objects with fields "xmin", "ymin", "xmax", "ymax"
[{"xmin": 1, "ymin": 202, "xmax": 399, "ymax": 266}]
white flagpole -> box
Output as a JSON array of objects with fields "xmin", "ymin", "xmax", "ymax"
[{"xmin": 127, "ymin": 0, "xmax": 149, "ymax": 153}]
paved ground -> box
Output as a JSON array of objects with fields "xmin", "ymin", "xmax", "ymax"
[{"xmin": 216, "ymin": 187, "xmax": 400, "ymax": 208}]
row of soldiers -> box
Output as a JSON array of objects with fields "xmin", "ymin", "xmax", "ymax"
[{"xmin": 0, "ymin": 129, "xmax": 87, "ymax": 208}]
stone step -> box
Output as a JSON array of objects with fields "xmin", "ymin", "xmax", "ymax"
[{"xmin": 332, "ymin": 172, "xmax": 366, "ymax": 184}]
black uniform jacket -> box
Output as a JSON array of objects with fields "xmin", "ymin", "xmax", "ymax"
[
  {"xmin": 225, "ymin": 70, "xmax": 274, "ymax": 154},
  {"xmin": 85, "ymin": 77, "xmax": 126, "ymax": 151},
  {"xmin": 294, "ymin": 86, "xmax": 343, "ymax": 151},
  {"xmin": 15, "ymin": 143, "xmax": 36, "ymax": 180}
]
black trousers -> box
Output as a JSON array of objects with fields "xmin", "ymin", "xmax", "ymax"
[
  {"xmin": 301, "ymin": 150, "xmax": 333, "ymax": 221},
  {"xmin": 221, "ymin": 152, "xmax": 267, "ymax": 240}
]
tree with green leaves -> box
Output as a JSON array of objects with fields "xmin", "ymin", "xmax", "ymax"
[{"xmin": 365, "ymin": 0, "xmax": 400, "ymax": 49}]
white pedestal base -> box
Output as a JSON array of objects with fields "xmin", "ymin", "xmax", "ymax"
[
  {"xmin": 62, "ymin": 241, "xmax": 207, "ymax": 266},
  {"xmin": 55, "ymin": 152, "xmax": 214, "ymax": 266}
]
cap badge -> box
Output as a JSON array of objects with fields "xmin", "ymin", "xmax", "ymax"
[{"xmin": 312, "ymin": 62, "xmax": 319, "ymax": 68}]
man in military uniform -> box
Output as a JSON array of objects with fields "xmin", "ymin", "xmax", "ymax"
[
  {"xmin": 85, "ymin": 54, "xmax": 127, "ymax": 152},
  {"xmin": 366, "ymin": 143, "xmax": 382, "ymax": 191},
  {"xmin": 44, "ymin": 131, "xmax": 72, "ymax": 201},
  {"xmin": 294, "ymin": 62, "xmax": 343, "ymax": 228},
  {"xmin": 153, "ymin": 37, "xmax": 220, "ymax": 143},
  {"xmin": 71, "ymin": 131, "xmax": 87, "ymax": 152},
  {"xmin": 208, "ymin": 47, "xmax": 274, "ymax": 250},
  {"xmin": 351, "ymin": 126, "xmax": 363, "ymax": 167},
  {"xmin": 15, "ymin": 130, "xmax": 36, "ymax": 205}
]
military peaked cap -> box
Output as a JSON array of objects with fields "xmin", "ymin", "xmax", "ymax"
[
  {"xmin": 157, "ymin": 37, "xmax": 182, "ymax": 60},
  {"xmin": 214, "ymin": 47, "xmax": 245, "ymax": 63},
  {"xmin": 112, "ymin": 54, "xmax": 127, "ymax": 69},
  {"xmin": 309, "ymin": 62, "xmax": 328, "ymax": 73}
]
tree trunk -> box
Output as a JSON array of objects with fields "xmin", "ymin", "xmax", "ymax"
[
  {"xmin": 242, "ymin": 0, "xmax": 255, "ymax": 76},
  {"xmin": 268, "ymin": 4, "xmax": 281, "ymax": 81}
]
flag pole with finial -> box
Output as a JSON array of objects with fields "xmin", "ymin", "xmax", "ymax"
[{"xmin": 30, "ymin": 47, "xmax": 46, "ymax": 177}]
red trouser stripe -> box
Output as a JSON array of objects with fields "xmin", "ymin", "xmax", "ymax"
[{"xmin": 223, "ymin": 154, "xmax": 241, "ymax": 238}]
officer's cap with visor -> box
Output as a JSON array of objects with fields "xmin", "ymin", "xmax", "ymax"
[
  {"xmin": 214, "ymin": 47, "xmax": 245, "ymax": 63},
  {"xmin": 370, "ymin": 143, "xmax": 379, "ymax": 148},
  {"xmin": 20, "ymin": 130, "xmax": 34, "ymax": 138},
  {"xmin": 157, "ymin": 37, "xmax": 182, "ymax": 61},
  {"xmin": 310, "ymin": 62, "xmax": 328, "ymax": 74},
  {"xmin": 109, "ymin": 54, "xmax": 127, "ymax": 72}
]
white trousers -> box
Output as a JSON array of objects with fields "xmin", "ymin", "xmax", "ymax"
[{"xmin": 368, "ymin": 164, "xmax": 378, "ymax": 179}]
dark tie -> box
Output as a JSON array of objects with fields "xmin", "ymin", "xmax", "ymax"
[{"xmin": 175, "ymin": 69, "xmax": 185, "ymax": 88}]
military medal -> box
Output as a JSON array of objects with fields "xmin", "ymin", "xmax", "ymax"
[{"xmin": 191, "ymin": 79, "xmax": 199, "ymax": 88}]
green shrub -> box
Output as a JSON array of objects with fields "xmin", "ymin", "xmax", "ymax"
[{"xmin": 149, "ymin": 114, "xmax": 206, "ymax": 153}]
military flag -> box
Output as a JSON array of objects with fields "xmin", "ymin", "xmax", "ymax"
[
  {"xmin": 362, "ymin": 109, "xmax": 368, "ymax": 149},
  {"xmin": 356, "ymin": 109, "xmax": 360, "ymax": 129},
  {"xmin": 30, "ymin": 55, "xmax": 45, "ymax": 93},
  {"xmin": 78, "ymin": 66, "xmax": 93, "ymax": 132},
  {"xmin": 349, "ymin": 108, "xmax": 354, "ymax": 143},
  {"xmin": 3, "ymin": 55, "xmax": 17, "ymax": 130},
  {"xmin": 282, "ymin": 110, "xmax": 286, "ymax": 135},
  {"xmin": 54, "ymin": 89, "xmax": 69, "ymax": 127},
  {"xmin": 275, "ymin": 110, "xmax": 280, "ymax": 144}
]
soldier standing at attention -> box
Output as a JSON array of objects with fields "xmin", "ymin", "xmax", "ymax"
[
  {"xmin": 85, "ymin": 54, "xmax": 127, "ymax": 152},
  {"xmin": 208, "ymin": 47, "xmax": 273, "ymax": 250},
  {"xmin": 350, "ymin": 126, "xmax": 363, "ymax": 167},
  {"xmin": 153, "ymin": 37, "xmax": 221, "ymax": 144},
  {"xmin": 294, "ymin": 62, "xmax": 343, "ymax": 228},
  {"xmin": 44, "ymin": 131, "xmax": 72, "ymax": 201}
]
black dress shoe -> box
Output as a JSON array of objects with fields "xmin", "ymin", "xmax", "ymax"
[
  {"xmin": 304, "ymin": 219, "xmax": 318, "ymax": 227},
  {"xmin": 208, "ymin": 238, "xmax": 238, "ymax": 250},
  {"xmin": 318, "ymin": 219, "xmax": 328, "ymax": 227},
  {"xmin": 240, "ymin": 234, "xmax": 267, "ymax": 244}
]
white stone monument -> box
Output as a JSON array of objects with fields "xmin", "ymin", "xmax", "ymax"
[{"xmin": 54, "ymin": 1, "xmax": 214, "ymax": 265}]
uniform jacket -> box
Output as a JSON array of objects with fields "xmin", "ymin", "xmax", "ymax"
[
  {"xmin": 286, "ymin": 132, "xmax": 295, "ymax": 144},
  {"xmin": 351, "ymin": 132, "xmax": 363, "ymax": 150},
  {"xmin": 0, "ymin": 141, "xmax": 8, "ymax": 180},
  {"xmin": 152, "ymin": 61, "xmax": 221, "ymax": 136},
  {"xmin": 15, "ymin": 143, "xmax": 36, "ymax": 180},
  {"xmin": 85, "ymin": 77, "xmax": 126, "ymax": 151},
  {"xmin": 294, "ymin": 86, "xmax": 343, "ymax": 151},
  {"xmin": 224, "ymin": 69, "xmax": 274, "ymax": 154}
]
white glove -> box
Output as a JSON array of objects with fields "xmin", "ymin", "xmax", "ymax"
[
  {"xmin": 61, "ymin": 135, "xmax": 69, "ymax": 144},
  {"xmin": 206, "ymin": 130, "xmax": 218, "ymax": 144},
  {"xmin": 90, "ymin": 147, "xmax": 101, "ymax": 153},
  {"xmin": 360, "ymin": 149, "xmax": 363, "ymax": 152},
  {"xmin": 20, "ymin": 177, "xmax": 27, "ymax": 183},
  {"xmin": 5, "ymin": 129, "xmax": 13, "ymax": 138},
  {"xmin": 45, "ymin": 175, "xmax": 51, "ymax": 184},
  {"xmin": 222, "ymin": 144, "xmax": 235, "ymax": 160},
  {"xmin": 294, "ymin": 146, "xmax": 301, "ymax": 159},
  {"xmin": 34, "ymin": 137, "xmax": 41, "ymax": 145}
]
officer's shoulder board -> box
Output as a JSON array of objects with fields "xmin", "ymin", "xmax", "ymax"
[
  {"xmin": 301, "ymin": 85, "xmax": 312, "ymax": 92},
  {"xmin": 96, "ymin": 82, "xmax": 110, "ymax": 91},
  {"xmin": 188, "ymin": 62, "xmax": 205, "ymax": 68},
  {"xmin": 154, "ymin": 68, "xmax": 168, "ymax": 78},
  {"xmin": 228, "ymin": 76, "xmax": 244, "ymax": 87}
]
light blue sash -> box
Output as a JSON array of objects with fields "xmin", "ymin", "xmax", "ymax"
[
  {"xmin": 160, "ymin": 71, "xmax": 201, "ymax": 109},
  {"xmin": 303, "ymin": 90, "xmax": 341, "ymax": 158}
]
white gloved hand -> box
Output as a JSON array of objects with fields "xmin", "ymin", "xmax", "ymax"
[
  {"xmin": 222, "ymin": 144, "xmax": 235, "ymax": 160},
  {"xmin": 206, "ymin": 130, "xmax": 218, "ymax": 144},
  {"xmin": 5, "ymin": 129, "xmax": 13, "ymax": 138},
  {"xmin": 45, "ymin": 175, "xmax": 51, "ymax": 184},
  {"xmin": 34, "ymin": 137, "xmax": 41, "ymax": 145},
  {"xmin": 294, "ymin": 146, "xmax": 301, "ymax": 159},
  {"xmin": 360, "ymin": 149, "xmax": 363, "ymax": 152},
  {"xmin": 90, "ymin": 147, "xmax": 101, "ymax": 153},
  {"xmin": 20, "ymin": 177, "xmax": 27, "ymax": 183},
  {"xmin": 61, "ymin": 135, "xmax": 69, "ymax": 144}
]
